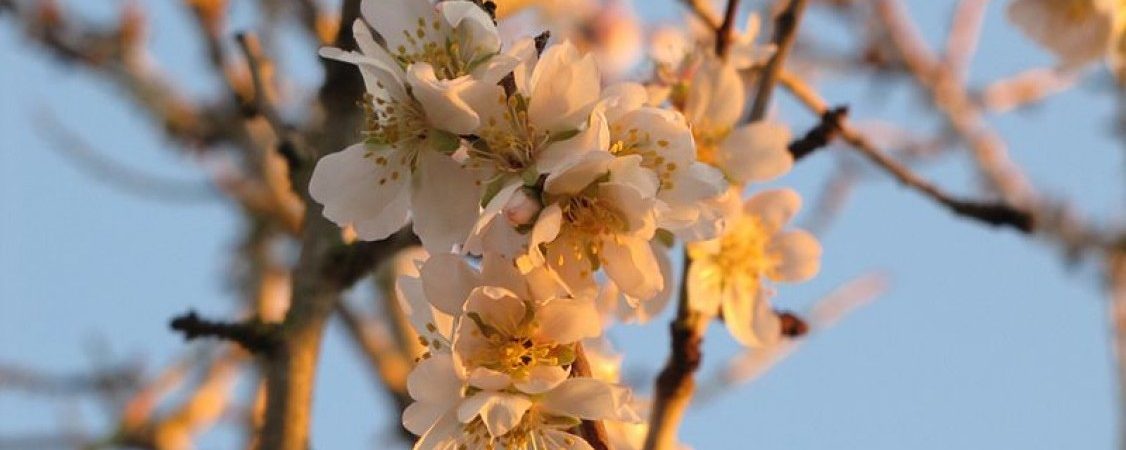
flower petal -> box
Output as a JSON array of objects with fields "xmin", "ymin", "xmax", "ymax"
[
  {"xmin": 406, "ymin": 63, "xmax": 482, "ymax": 134},
  {"xmin": 743, "ymin": 188, "xmax": 802, "ymax": 232},
  {"xmin": 438, "ymin": 0, "xmax": 502, "ymax": 55},
  {"xmin": 407, "ymin": 354, "xmax": 463, "ymax": 404},
  {"xmin": 600, "ymin": 236, "xmax": 663, "ymax": 300},
  {"xmin": 421, "ymin": 253, "xmax": 481, "ymax": 315},
  {"xmin": 467, "ymin": 367, "xmax": 512, "ymax": 391},
  {"xmin": 720, "ymin": 275, "xmax": 780, "ymax": 347},
  {"xmin": 403, "ymin": 401, "xmax": 450, "ymax": 436},
  {"xmin": 540, "ymin": 378, "xmax": 641, "ymax": 422},
  {"xmin": 513, "ymin": 365, "xmax": 570, "ymax": 394},
  {"xmin": 457, "ymin": 391, "xmax": 533, "ymax": 437},
  {"xmin": 463, "ymin": 286, "xmax": 527, "ymax": 335},
  {"xmin": 766, "ymin": 229, "xmax": 822, "ymax": 282},
  {"xmin": 718, "ymin": 121, "xmax": 793, "ymax": 184},
  {"xmin": 684, "ymin": 56, "xmax": 743, "ymax": 129},
  {"xmin": 309, "ymin": 144, "xmax": 411, "ymax": 241},
  {"xmin": 412, "ymin": 150, "xmax": 482, "ymax": 253},
  {"xmin": 535, "ymin": 297, "xmax": 602, "ymax": 343},
  {"xmin": 529, "ymin": 40, "xmax": 602, "ymax": 133},
  {"xmin": 362, "ymin": 0, "xmax": 440, "ymax": 54}
]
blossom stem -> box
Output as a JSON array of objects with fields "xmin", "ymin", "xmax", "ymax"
[
  {"xmin": 572, "ymin": 342, "xmax": 613, "ymax": 450},
  {"xmin": 643, "ymin": 250, "xmax": 707, "ymax": 450}
]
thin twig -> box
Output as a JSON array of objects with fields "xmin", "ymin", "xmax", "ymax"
[
  {"xmin": 714, "ymin": 0, "xmax": 740, "ymax": 57},
  {"xmin": 236, "ymin": 32, "xmax": 307, "ymax": 169},
  {"xmin": 778, "ymin": 71, "xmax": 1034, "ymax": 233},
  {"xmin": 170, "ymin": 311, "xmax": 283, "ymax": 354},
  {"xmin": 788, "ymin": 106, "xmax": 849, "ymax": 160},
  {"xmin": 34, "ymin": 111, "xmax": 219, "ymax": 203},
  {"xmin": 748, "ymin": 0, "xmax": 809, "ymax": 121}
]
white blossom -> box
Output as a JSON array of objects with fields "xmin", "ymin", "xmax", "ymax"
[{"xmin": 687, "ymin": 188, "xmax": 821, "ymax": 347}]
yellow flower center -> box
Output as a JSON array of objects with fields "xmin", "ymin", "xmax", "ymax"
[
  {"xmin": 391, "ymin": 17, "xmax": 490, "ymax": 80},
  {"xmin": 362, "ymin": 91, "xmax": 428, "ymax": 150},
  {"xmin": 462, "ymin": 408, "xmax": 582, "ymax": 448},
  {"xmin": 692, "ymin": 126, "xmax": 729, "ymax": 168},
  {"xmin": 471, "ymin": 93, "xmax": 550, "ymax": 173},
  {"xmin": 694, "ymin": 215, "xmax": 775, "ymax": 278},
  {"xmin": 609, "ymin": 123, "xmax": 679, "ymax": 191}
]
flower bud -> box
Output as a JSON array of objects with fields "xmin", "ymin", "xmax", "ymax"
[{"xmin": 503, "ymin": 188, "xmax": 542, "ymax": 227}]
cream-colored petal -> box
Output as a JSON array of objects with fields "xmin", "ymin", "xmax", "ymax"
[
  {"xmin": 537, "ymin": 112, "xmax": 611, "ymax": 177},
  {"xmin": 544, "ymin": 150, "xmax": 615, "ymax": 196},
  {"xmin": 309, "ymin": 144, "xmax": 411, "ymax": 241},
  {"xmin": 719, "ymin": 121, "xmax": 793, "ymax": 184},
  {"xmin": 456, "ymin": 391, "xmax": 533, "ymax": 437},
  {"xmin": 479, "ymin": 253, "xmax": 531, "ymax": 300},
  {"xmin": 720, "ymin": 276, "xmax": 778, "ymax": 347},
  {"xmin": 527, "ymin": 203, "xmax": 563, "ymax": 266},
  {"xmin": 600, "ymin": 236, "xmax": 663, "ymax": 300},
  {"xmin": 538, "ymin": 429, "xmax": 597, "ymax": 450},
  {"xmin": 406, "ymin": 63, "xmax": 481, "ymax": 134},
  {"xmin": 601, "ymin": 82, "xmax": 649, "ymax": 122},
  {"xmin": 407, "ymin": 354, "xmax": 463, "ymax": 404},
  {"xmin": 529, "ymin": 41, "xmax": 602, "ymax": 133},
  {"xmin": 767, "ymin": 229, "xmax": 822, "ymax": 282},
  {"xmin": 463, "ymin": 286, "xmax": 527, "ymax": 335},
  {"xmin": 683, "ymin": 56, "xmax": 743, "ymax": 129},
  {"xmin": 412, "ymin": 410, "xmax": 461, "ymax": 448},
  {"xmin": 743, "ymin": 188, "xmax": 802, "ymax": 232},
  {"xmin": 513, "ymin": 365, "xmax": 570, "ymax": 394},
  {"xmin": 534, "ymin": 297, "xmax": 602, "ymax": 343},
  {"xmin": 412, "ymin": 150, "xmax": 481, "ymax": 254},
  {"xmin": 438, "ymin": 0, "xmax": 502, "ymax": 55},
  {"xmin": 362, "ymin": 0, "xmax": 440, "ymax": 53},
  {"xmin": 403, "ymin": 401, "xmax": 449, "ymax": 436},
  {"xmin": 467, "ymin": 367, "xmax": 512, "ymax": 391},
  {"xmin": 540, "ymin": 378, "xmax": 641, "ymax": 422},
  {"xmin": 421, "ymin": 253, "xmax": 481, "ymax": 315}
]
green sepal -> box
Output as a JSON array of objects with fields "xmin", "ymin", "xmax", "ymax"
[{"xmin": 429, "ymin": 129, "xmax": 461, "ymax": 155}]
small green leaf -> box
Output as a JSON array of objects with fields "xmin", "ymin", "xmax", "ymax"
[
  {"xmin": 480, "ymin": 175, "xmax": 509, "ymax": 208},
  {"xmin": 429, "ymin": 130, "xmax": 461, "ymax": 154}
]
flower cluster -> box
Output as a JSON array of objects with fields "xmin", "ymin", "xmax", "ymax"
[{"xmin": 310, "ymin": 0, "xmax": 822, "ymax": 447}]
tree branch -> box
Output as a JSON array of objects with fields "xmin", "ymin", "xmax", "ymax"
[
  {"xmin": 571, "ymin": 343, "xmax": 612, "ymax": 450},
  {"xmin": 748, "ymin": 0, "xmax": 809, "ymax": 121},
  {"xmin": 170, "ymin": 311, "xmax": 282, "ymax": 354},
  {"xmin": 778, "ymin": 71, "xmax": 1034, "ymax": 233},
  {"xmin": 713, "ymin": 0, "xmax": 740, "ymax": 57},
  {"xmin": 788, "ymin": 106, "xmax": 848, "ymax": 161}
]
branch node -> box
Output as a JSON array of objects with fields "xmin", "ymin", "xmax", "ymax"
[
  {"xmin": 169, "ymin": 310, "xmax": 282, "ymax": 354},
  {"xmin": 788, "ymin": 105, "xmax": 848, "ymax": 160}
]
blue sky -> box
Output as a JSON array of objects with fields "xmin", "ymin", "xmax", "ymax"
[{"xmin": 1, "ymin": 1, "xmax": 1122, "ymax": 449}]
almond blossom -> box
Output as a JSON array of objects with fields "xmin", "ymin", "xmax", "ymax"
[
  {"xmin": 396, "ymin": 251, "xmax": 640, "ymax": 449},
  {"xmin": 524, "ymin": 153, "xmax": 664, "ymax": 300},
  {"xmin": 682, "ymin": 56, "xmax": 793, "ymax": 186},
  {"xmin": 687, "ymin": 189, "xmax": 822, "ymax": 347},
  {"xmin": 405, "ymin": 352, "xmax": 640, "ymax": 450},
  {"xmin": 309, "ymin": 0, "xmax": 516, "ymax": 252}
]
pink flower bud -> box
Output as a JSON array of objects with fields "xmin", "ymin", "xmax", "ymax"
[{"xmin": 503, "ymin": 189, "xmax": 542, "ymax": 227}]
